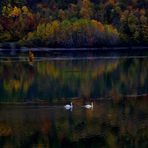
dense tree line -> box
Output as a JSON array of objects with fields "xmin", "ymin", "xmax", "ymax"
[{"xmin": 0, "ymin": 0, "xmax": 147, "ymax": 47}]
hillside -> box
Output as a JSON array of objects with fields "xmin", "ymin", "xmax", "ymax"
[{"xmin": 0, "ymin": 0, "xmax": 148, "ymax": 47}]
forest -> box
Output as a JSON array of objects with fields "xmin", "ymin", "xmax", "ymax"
[{"xmin": 0, "ymin": 0, "xmax": 148, "ymax": 47}]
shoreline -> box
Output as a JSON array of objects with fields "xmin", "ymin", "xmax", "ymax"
[
  {"xmin": 0, "ymin": 46, "xmax": 148, "ymax": 52},
  {"xmin": 0, "ymin": 45, "xmax": 148, "ymax": 57},
  {"xmin": 0, "ymin": 42, "xmax": 148, "ymax": 51}
]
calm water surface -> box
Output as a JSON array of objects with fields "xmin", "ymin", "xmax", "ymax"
[{"xmin": 0, "ymin": 55, "xmax": 148, "ymax": 147}]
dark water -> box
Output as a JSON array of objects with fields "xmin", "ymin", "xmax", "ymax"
[
  {"xmin": 0, "ymin": 55, "xmax": 148, "ymax": 147},
  {"xmin": 0, "ymin": 99, "xmax": 147, "ymax": 148},
  {"xmin": 0, "ymin": 57, "xmax": 148, "ymax": 102}
]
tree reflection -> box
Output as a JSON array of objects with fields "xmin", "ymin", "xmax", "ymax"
[{"xmin": 0, "ymin": 58, "xmax": 148, "ymax": 102}]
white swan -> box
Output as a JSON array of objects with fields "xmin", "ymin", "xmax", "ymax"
[
  {"xmin": 84, "ymin": 102, "xmax": 93, "ymax": 109},
  {"xmin": 64, "ymin": 102, "xmax": 73, "ymax": 110}
]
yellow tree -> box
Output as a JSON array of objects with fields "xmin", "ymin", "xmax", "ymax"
[
  {"xmin": 45, "ymin": 21, "xmax": 60, "ymax": 43},
  {"xmin": 58, "ymin": 9, "xmax": 66, "ymax": 21},
  {"xmin": 91, "ymin": 20, "xmax": 104, "ymax": 32},
  {"xmin": 10, "ymin": 6, "xmax": 21, "ymax": 17},
  {"xmin": 109, "ymin": 0, "xmax": 116, "ymax": 5},
  {"xmin": 80, "ymin": 0, "xmax": 93, "ymax": 19},
  {"xmin": 2, "ymin": 4, "xmax": 12, "ymax": 17},
  {"xmin": 139, "ymin": 12, "xmax": 148, "ymax": 42}
]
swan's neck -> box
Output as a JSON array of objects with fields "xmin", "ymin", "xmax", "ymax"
[
  {"xmin": 71, "ymin": 102, "xmax": 73, "ymax": 107},
  {"xmin": 91, "ymin": 102, "xmax": 93, "ymax": 107}
]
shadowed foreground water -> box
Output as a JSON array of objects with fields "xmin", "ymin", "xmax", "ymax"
[
  {"xmin": 0, "ymin": 56, "xmax": 148, "ymax": 147},
  {"xmin": 0, "ymin": 98, "xmax": 147, "ymax": 148}
]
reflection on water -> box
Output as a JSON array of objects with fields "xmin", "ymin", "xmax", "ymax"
[
  {"xmin": 0, "ymin": 99, "xmax": 147, "ymax": 147},
  {"xmin": 0, "ymin": 57, "xmax": 148, "ymax": 102},
  {"xmin": 0, "ymin": 56, "xmax": 148, "ymax": 147}
]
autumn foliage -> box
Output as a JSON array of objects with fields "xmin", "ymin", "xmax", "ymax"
[{"xmin": 0, "ymin": 0, "xmax": 147, "ymax": 47}]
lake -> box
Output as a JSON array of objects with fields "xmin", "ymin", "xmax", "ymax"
[{"xmin": 0, "ymin": 52, "xmax": 148, "ymax": 147}]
